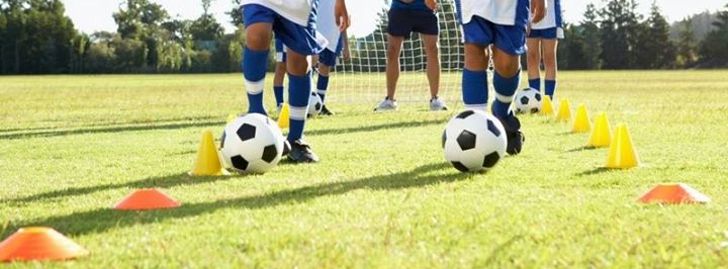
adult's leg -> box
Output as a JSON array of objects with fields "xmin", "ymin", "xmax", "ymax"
[
  {"xmin": 526, "ymin": 38, "xmax": 542, "ymax": 91},
  {"xmin": 422, "ymin": 34, "xmax": 441, "ymax": 98},
  {"xmin": 386, "ymin": 34, "xmax": 404, "ymax": 99}
]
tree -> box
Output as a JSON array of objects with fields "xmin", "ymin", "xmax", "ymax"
[
  {"xmin": 676, "ymin": 18, "xmax": 697, "ymax": 68},
  {"xmin": 598, "ymin": 0, "xmax": 643, "ymax": 69},
  {"xmin": 699, "ymin": 4, "xmax": 728, "ymax": 67},
  {"xmin": 634, "ymin": 1, "xmax": 675, "ymax": 69},
  {"xmin": 190, "ymin": 0, "xmax": 224, "ymax": 42},
  {"xmin": 581, "ymin": 3, "xmax": 602, "ymax": 69}
]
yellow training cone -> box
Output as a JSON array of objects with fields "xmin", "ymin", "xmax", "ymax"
[
  {"xmin": 540, "ymin": 95, "xmax": 554, "ymax": 117},
  {"xmin": 189, "ymin": 130, "xmax": 228, "ymax": 176},
  {"xmin": 277, "ymin": 103, "xmax": 290, "ymax": 129},
  {"xmin": 606, "ymin": 124, "xmax": 639, "ymax": 169},
  {"xmin": 587, "ymin": 113, "xmax": 611, "ymax": 148},
  {"xmin": 571, "ymin": 104, "xmax": 591, "ymax": 133},
  {"xmin": 555, "ymin": 98, "xmax": 571, "ymax": 123}
]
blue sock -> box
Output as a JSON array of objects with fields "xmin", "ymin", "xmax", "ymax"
[
  {"xmin": 273, "ymin": 86, "xmax": 284, "ymax": 107},
  {"xmin": 545, "ymin": 79, "xmax": 557, "ymax": 98},
  {"xmin": 528, "ymin": 78, "xmax": 541, "ymax": 91},
  {"xmin": 287, "ymin": 72, "xmax": 311, "ymax": 142},
  {"xmin": 316, "ymin": 74, "xmax": 329, "ymax": 103},
  {"xmin": 462, "ymin": 68, "xmax": 488, "ymax": 111},
  {"xmin": 492, "ymin": 70, "xmax": 521, "ymax": 118},
  {"xmin": 243, "ymin": 47, "xmax": 269, "ymax": 115}
]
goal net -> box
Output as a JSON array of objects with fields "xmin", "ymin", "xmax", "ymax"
[{"xmin": 326, "ymin": 0, "xmax": 465, "ymax": 105}]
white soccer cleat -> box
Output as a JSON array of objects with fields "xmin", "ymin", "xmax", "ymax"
[
  {"xmin": 374, "ymin": 98, "xmax": 398, "ymax": 112},
  {"xmin": 429, "ymin": 97, "xmax": 448, "ymax": 111}
]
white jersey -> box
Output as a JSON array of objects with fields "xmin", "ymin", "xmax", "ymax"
[
  {"xmin": 456, "ymin": 0, "xmax": 531, "ymax": 27},
  {"xmin": 241, "ymin": 0, "xmax": 314, "ymax": 27},
  {"xmin": 531, "ymin": 0, "xmax": 562, "ymax": 29},
  {"xmin": 317, "ymin": 0, "xmax": 340, "ymax": 52}
]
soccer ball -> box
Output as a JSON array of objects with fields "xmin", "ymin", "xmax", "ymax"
[
  {"xmin": 220, "ymin": 114, "xmax": 285, "ymax": 174},
  {"xmin": 442, "ymin": 110, "xmax": 507, "ymax": 173},
  {"xmin": 308, "ymin": 92, "xmax": 323, "ymax": 117},
  {"xmin": 514, "ymin": 88, "xmax": 542, "ymax": 114}
]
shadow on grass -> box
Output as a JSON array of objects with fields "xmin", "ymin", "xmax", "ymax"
[
  {"xmin": 575, "ymin": 167, "xmax": 612, "ymax": 177},
  {"xmin": 566, "ymin": 146, "xmax": 599, "ymax": 152},
  {"xmin": 0, "ymin": 120, "xmax": 226, "ymax": 140},
  {"xmin": 4, "ymin": 163, "xmax": 471, "ymax": 237},
  {"xmin": 5, "ymin": 172, "xmax": 231, "ymax": 204}
]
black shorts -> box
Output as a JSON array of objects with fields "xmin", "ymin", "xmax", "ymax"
[{"xmin": 387, "ymin": 9, "xmax": 439, "ymax": 39}]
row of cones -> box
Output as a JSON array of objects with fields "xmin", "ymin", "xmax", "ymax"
[
  {"xmin": 0, "ymin": 182, "xmax": 709, "ymax": 262},
  {"xmin": 541, "ymin": 96, "xmax": 639, "ymax": 169}
]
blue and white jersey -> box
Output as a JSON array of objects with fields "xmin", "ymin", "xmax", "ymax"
[
  {"xmin": 317, "ymin": 0, "xmax": 340, "ymax": 52},
  {"xmin": 240, "ymin": 0, "xmax": 315, "ymax": 27},
  {"xmin": 531, "ymin": 0, "xmax": 562, "ymax": 29},
  {"xmin": 455, "ymin": 0, "xmax": 531, "ymax": 27}
]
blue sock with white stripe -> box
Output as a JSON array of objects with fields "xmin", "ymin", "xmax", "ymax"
[
  {"xmin": 274, "ymin": 86, "xmax": 284, "ymax": 107},
  {"xmin": 545, "ymin": 79, "xmax": 557, "ymax": 98},
  {"xmin": 316, "ymin": 74, "xmax": 329, "ymax": 103},
  {"xmin": 287, "ymin": 72, "xmax": 311, "ymax": 142},
  {"xmin": 243, "ymin": 47, "xmax": 269, "ymax": 115},
  {"xmin": 462, "ymin": 68, "xmax": 488, "ymax": 112},
  {"xmin": 528, "ymin": 78, "xmax": 541, "ymax": 91},
  {"xmin": 492, "ymin": 70, "xmax": 521, "ymax": 118}
]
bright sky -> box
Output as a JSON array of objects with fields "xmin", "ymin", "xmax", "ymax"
[{"xmin": 63, "ymin": 0, "xmax": 726, "ymax": 37}]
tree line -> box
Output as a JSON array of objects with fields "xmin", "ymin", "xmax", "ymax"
[{"xmin": 1, "ymin": 0, "xmax": 727, "ymax": 75}]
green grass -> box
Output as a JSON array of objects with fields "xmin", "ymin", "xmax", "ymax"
[{"xmin": 1, "ymin": 71, "xmax": 728, "ymax": 268}]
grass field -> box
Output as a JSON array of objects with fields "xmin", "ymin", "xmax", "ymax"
[{"xmin": 1, "ymin": 71, "xmax": 728, "ymax": 268}]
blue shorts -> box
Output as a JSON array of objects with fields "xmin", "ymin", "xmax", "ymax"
[
  {"xmin": 242, "ymin": 4, "xmax": 322, "ymax": 56},
  {"xmin": 319, "ymin": 37, "xmax": 343, "ymax": 67},
  {"xmin": 462, "ymin": 16, "xmax": 527, "ymax": 56},
  {"xmin": 528, "ymin": 27, "xmax": 564, "ymax": 39},
  {"xmin": 274, "ymin": 37, "xmax": 286, "ymax": 62},
  {"xmin": 387, "ymin": 9, "xmax": 439, "ymax": 39}
]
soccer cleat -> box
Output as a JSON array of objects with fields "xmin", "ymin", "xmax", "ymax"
[
  {"xmin": 287, "ymin": 140, "xmax": 320, "ymax": 163},
  {"xmin": 320, "ymin": 105, "xmax": 335, "ymax": 116},
  {"xmin": 429, "ymin": 97, "xmax": 448, "ymax": 111},
  {"xmin": 493, "ymin": 112, "xmax": 525, "ymax": 155},
  {"xmin": 282, "ymin": 139, "xmax": 291, "ymax": 156},
  {"xmin": 374, "ymin": 97, "xmax": 398, "ymax": 112}
]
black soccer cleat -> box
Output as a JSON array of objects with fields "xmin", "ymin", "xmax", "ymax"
[
  {"xmin": 494, "ymin": 112, "xmax": 525, "ymax": 155},
  {"xmin": 319, "ymin": 105, "xmax": 334, "ymax": 116},
  {"xmin": 282, "ymin": 139, "xmax": 291, "ymax": 156},
  {"xmin": 287, "ymin": 140, "xmax": 320, "ymax": 163}
]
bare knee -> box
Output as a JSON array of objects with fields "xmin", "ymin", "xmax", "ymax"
[{"xmin": 245, "ymin": 24, "xmax": 272, "ymax": 51}]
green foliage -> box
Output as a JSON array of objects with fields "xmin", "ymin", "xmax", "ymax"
[
  {"xmin": 676, "ymin": 18, "xmax": 697, "ymax": 68},
  {"xmin": 699, "ymin": 4, "xmax": 728, "ymax": 67}
]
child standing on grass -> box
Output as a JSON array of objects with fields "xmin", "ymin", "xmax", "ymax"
[
  {"xmin": 455, "ymin": 0, "xmax": 545, "ymax": 155},
  {"xmin": 240, "ymin": 0, "xmax": 349, "ymax": 163}
]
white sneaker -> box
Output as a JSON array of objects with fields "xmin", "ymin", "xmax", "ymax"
[
  {"xmin": 429, "ymin": 97, "xmax": 448, "ymax": 111},
  {"xmin": 374, "ymin": 98, "xmax": 398, "ymax": 112}
]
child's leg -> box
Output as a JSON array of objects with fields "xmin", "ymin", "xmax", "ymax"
[
  {"xmin": 542, "ymin": 39, "xmax": 558, "ymax": 98},
  {"xmin": 317, "ymin": 63, "xmax": 331, "ymax": 103},
  {"xmin": 285, "ymin": 50, "xmax": 312, "ymax": 143},
  {"xmin": 462, "ymin": 43, "xmax": 489, "ymax": 112},
  {"xmin": 273, "ymin": 62, "xmax": 286, "ymax": 107},
  {"xmin": 491, "ymin": 47, "xmax": 521, "ymax": 119},
  {"xmin": 526, "ymin": 38, "xmax": 542, "ymax": 91},
  {"xmin": 244, "ymin": 23, "xmax": 273, "ymax": 115}
]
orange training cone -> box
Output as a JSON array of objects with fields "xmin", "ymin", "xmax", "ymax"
[
  {"xmin": 277, "ymin": 103, "xmax": 290, "ymax": 129},
  {"xmin": 114, "ymin": 188, "xmax": 181, "ymax": 210},
  {"xmin": 555, "ymin": 98, "xmax": 571, "ymax": 123},
  {"xmin": 0, "ymin": 227, "xmax": 88, "ymax": 262},
  {"xmin": 540, "ymin": 95, "xmax": 554, "ymax": 117},
  {"xmin": 606, "ymin": 123, "xmax": 639, "ymax": 169},
  {"xmin": 189, "ymin": 129, "xmax": 227, "ymax": 176},
  {"xmin": 638, "ymin": 183, "xmax": 710, "ymax": 204},
  {"xmin": 571, "ymin": 104, "xmax": 592, "ymax": 133},
  {"xmin": 587, "ymin": 112, "xmax": 611, "ymax": 148}
]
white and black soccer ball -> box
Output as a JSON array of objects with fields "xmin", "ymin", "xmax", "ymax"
[
  {"xmin": 308, "ymin": 92, "xmax": 323, "ymax": 117},
  {"xmin": 220, "ymin": 114, "xmax": 285, "ymax": 174},
  {"xmin": 514, "ymin": 88, "xmax": 543, "ymax": 114},
  {"xmin": 442, "ymin": 110, "xmax": 507, "ymax": 173}
]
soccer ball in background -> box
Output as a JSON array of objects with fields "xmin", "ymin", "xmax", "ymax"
[
  {"xmin": 442, "ymin": 110, "xmax": 507, "ymax": 173},
  {"xmin": 308, "ymin": 92, "xmax": 323, "ymax": 117},
  {"xmin": 220, "ymin": 114, "xmax": 285, "ymax": 174},
  {"xmin": 514, "ymin": 88, "xmax": 542, "ymax": 114}
]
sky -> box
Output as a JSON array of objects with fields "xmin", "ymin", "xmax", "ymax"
[{"xmin": 63, "ymin": 0, "xmax": 727, "ymax": 37}]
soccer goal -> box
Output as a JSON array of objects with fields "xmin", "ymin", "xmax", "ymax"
[{"xmin": 327, "ymin": 0, "xmax": 465, "ymax": 105}]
